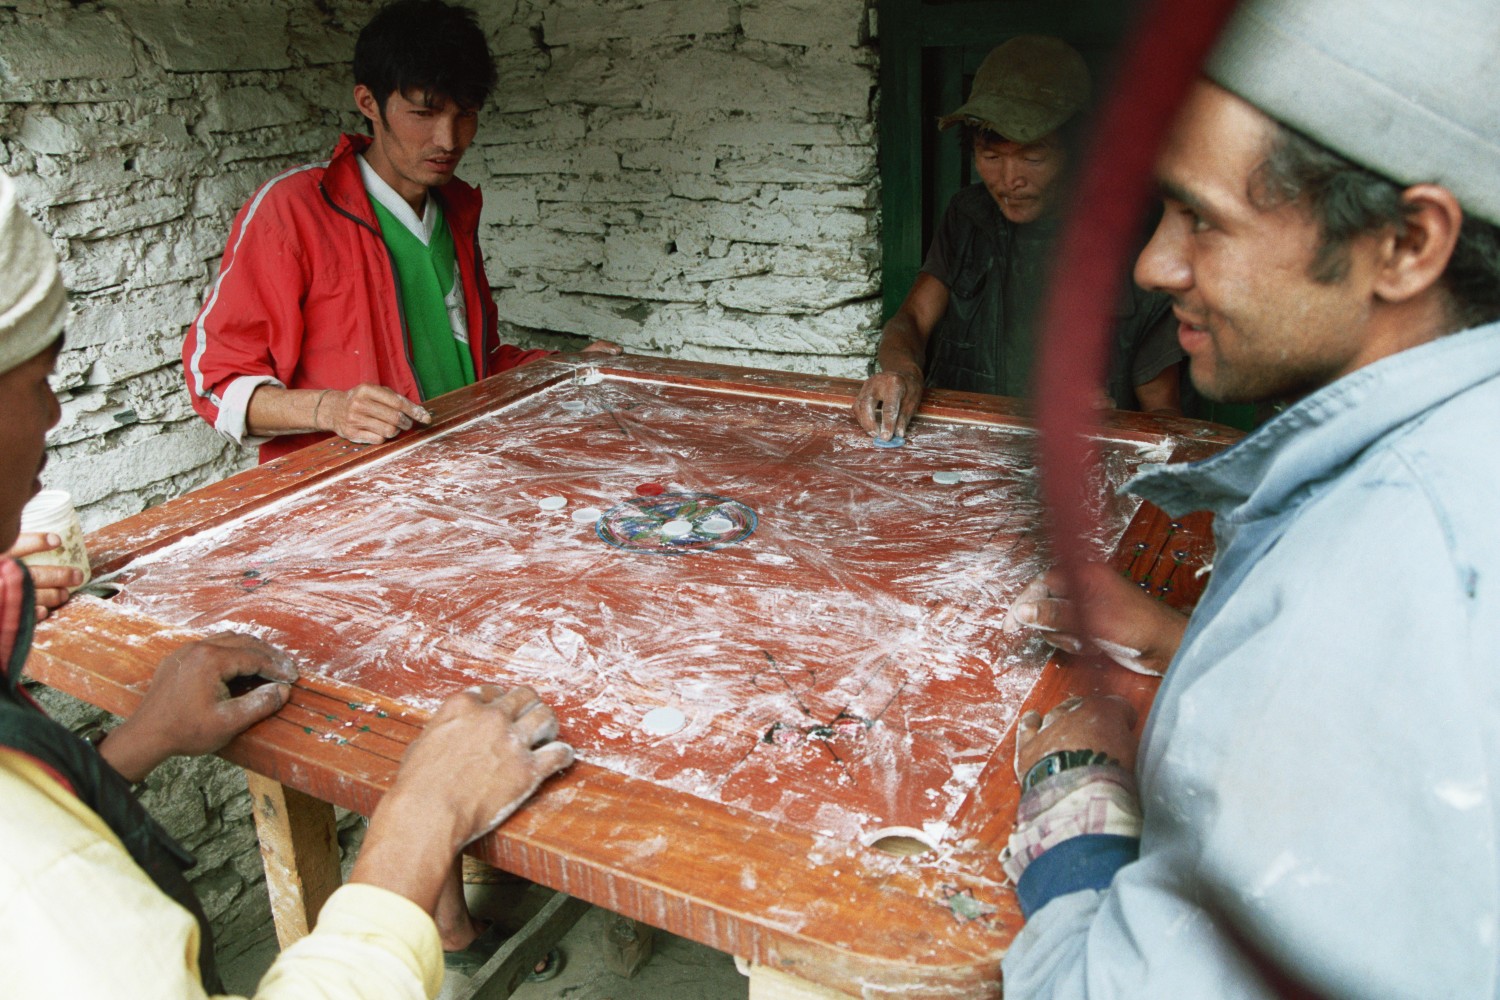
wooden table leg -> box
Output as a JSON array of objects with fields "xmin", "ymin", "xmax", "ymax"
[
  {"xmin": 246, "ymin": 771, "xmax": 342, "ymax": 947},
  {"xmin": 601, "ymin": 912, "xmax": 655, "ymax": 978},
  {"xmin": 747, "ymin": 965, "xmax": 850, "ymax": 999}
]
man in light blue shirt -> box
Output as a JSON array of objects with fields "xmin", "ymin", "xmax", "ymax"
[{"xmin": 1000, "ymin": 0, "xmax": 1500, "ymax": 995}]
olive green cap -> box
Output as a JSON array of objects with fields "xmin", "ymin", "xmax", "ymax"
[{"xmin": 938, "ymin": 35, "xmax": 1091, "ymax": 143}]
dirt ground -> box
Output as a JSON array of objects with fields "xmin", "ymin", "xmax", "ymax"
[{"xmin": 220, "ymin": 880, "xmax": 749, "ymax": 1000}]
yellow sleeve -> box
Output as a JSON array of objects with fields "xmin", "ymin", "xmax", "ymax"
[
  {"xmin": 248, "ymin": 884, "xmax": 443, "ymax": 1000},
  {"xmin": 0, "ymin": 750, "xmax": 441, "ymax": 1000}
]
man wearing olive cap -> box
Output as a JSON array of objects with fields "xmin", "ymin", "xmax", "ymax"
[
  {"xmin": 854, "ymin": 35, "xmax": 1184, "ymax": 441},
  {"xmin": 999, "ymin": 0, "xmax": 1500, "ymax": 995}
]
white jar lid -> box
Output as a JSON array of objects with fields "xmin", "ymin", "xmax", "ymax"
[{"xmin": 20, "ymin": 489, "xmax": 75, "ymax": 531}]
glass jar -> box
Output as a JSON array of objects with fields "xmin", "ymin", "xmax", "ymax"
[{"xmin": 19, "ymin": 489, "xmax": 91, "ymax": 589}]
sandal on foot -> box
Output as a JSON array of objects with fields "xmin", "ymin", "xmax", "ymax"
[{"xmin": 442, "ymin": 923, "xmax": 510, "ymax": 978}]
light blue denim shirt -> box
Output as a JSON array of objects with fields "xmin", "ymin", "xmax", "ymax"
[{"xmin": 1004, "ymin": 322, "xmax": 1500, "ymax": 998}]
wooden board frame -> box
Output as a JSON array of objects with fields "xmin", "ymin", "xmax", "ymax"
[{"xmin": 28, "ymin": 354, "xmax": 1238, "ymax": 997}]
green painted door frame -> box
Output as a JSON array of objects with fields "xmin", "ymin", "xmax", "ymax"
[
  {"xmin": 876, "ymin": 0, "xmax": 1257, "ymax": 429},
  {"xmin": 877, "ymin": 0, "xmax": 1139, "ymax": 321}
]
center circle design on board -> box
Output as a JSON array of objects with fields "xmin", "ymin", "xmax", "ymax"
[{"xmin": 596, "ymin": 492, "xmax": 757, "ymax": 554}]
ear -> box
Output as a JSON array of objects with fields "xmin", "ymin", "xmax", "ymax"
[
  {"xmin": 353, "ymin": 84, "xmax": 382, "ymax": 128},
  {"xmin": 1373, "ymin": 184, "xmax": 1463, "ymax": 304}
]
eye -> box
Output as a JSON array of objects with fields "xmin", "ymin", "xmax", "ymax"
[{"xmin": 1169, "ymin": 201, "xmax": 1209, "ymax": 233}]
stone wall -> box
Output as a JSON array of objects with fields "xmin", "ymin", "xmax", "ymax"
[
  {"xmin": 1, "ymin": 0, "xmax": 880, "ymax": 972},
  {"xmin": 3, "ymin": 0, "xmax": 880, "ymax": 533},
  {"xmin": 0, "ymin": 1, "xmax": 363, "ymax": 529},
  {"xmin": 481, "ymin": 0, "xmax": 882, "ymax": 372}
]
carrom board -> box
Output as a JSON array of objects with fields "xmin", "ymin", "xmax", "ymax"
[{"xmin": 29, "ymin": 355, "xmax": 1238, "ymax": 997}]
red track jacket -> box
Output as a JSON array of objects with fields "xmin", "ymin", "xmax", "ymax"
[{"xmin": 184, "ymin": 133, "xmax": 546, "ymax": 463}]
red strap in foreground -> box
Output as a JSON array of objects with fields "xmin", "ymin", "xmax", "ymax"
[{"xmin": 1032, "ymin": 0, "xmax": 1242, "ymax": 651}]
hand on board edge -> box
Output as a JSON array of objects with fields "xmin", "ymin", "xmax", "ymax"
[
  {"xmin": 99, "ymin": 632, "xmax": 297, "ymax": 784},
  {"xmin": 1014, "ymin": 694, "xmax": 1141, "ymax": 779},
  {"xmin": 317, "ymin": 383, "xmax": 432, "ymax": 445},
  {"xmin": 351, "ymin": 685, "xmax": 574, "ymax": 915},
  {"xmin": 853, "ymin": 369, "xmax": 923, "ymax": 441},
  {"xmin": 1003, "ymin": 562, "xmax": 1188, "ymax": 677}
]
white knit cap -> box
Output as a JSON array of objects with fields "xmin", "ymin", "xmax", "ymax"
[
  {"xmin": 1206, "ymin": 0, "xmax": 1500, "ymax": 226},
  {"xmin": 0, "ymin": 171, "xmax": 66, "ymax": 375}
]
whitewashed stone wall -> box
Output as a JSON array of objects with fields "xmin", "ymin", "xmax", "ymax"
[
  {"xmin": 2, "ymin": 0, "xmax": 879, "ymax": 971},
  {"xmin": 482, "ymin": 0, "xmax": 882, "ymax": 372},
  {"xmin": 0, "ymin": 1, "xmax": 365, "ymax": 530},
  {"xmin": 4, "ymin": 0, "xmax": 880, "ymax": 532}
]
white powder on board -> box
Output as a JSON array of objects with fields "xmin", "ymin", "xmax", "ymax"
[{"xmin": 107, "ymin": 375, "xmax": 1165, "ymax": 849}]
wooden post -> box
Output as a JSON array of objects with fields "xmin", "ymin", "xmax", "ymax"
[
  {"xmin": 747, "ymin": 965, "xmax": 851, "ymax": 999},
  {"xmin": 601, "ymin": 913, "xmax": 655, "ymax": 978},
  {"xmin": 246, "ymin": 771, "xmax": 343, "ymax": 947}
]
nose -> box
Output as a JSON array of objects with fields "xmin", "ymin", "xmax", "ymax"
[
  {"xmin": 433, "ymin": 113, "xmax": 458, "ymax": 151},
  {"xmin": 1135, "ymin": 210, "xmax": 1191, "ymax": 295},
  {"xmin": 1000, "ymin": 156, "xmax": 1025, "ymax": 191}
]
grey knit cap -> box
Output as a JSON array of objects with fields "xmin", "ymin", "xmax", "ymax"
[
  {"xmin": 0, "ymin": 172, "xmax": 65, "ymax": 375},
  {"xmin": 1207, "ymin": 0, "xmax": 1500, "ymax": 225}
]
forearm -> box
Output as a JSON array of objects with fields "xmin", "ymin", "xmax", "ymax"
[
  {"xmin": 1002, "ymin": 764, "xmax": 1142, "ymax": 916},
  {"xmin": 246, "ymin": 385, "xmax": 332, "ymax": 437},
  {"xmin": 95, "ymin": 718, "xmax": 172, "ymax": 785},
  {"xmin": 349, "ymin": 786, "xmax": 467, "ymax": 916},
  {"xmin": 999, "ymin": 890, "xmax": 1107, "ymax": 1000},
  {"xmin": 995, "ymin": 767, "xmax": 1143, "ymax": 992},
  {"xmin": 876, "ymin": 313, "xmax": 928, "ymax": 379}
]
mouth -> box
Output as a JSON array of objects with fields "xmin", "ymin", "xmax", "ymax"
[
  {"xmin": 1175, "ymin": 310, "xmax": 1210, "ymax": 352},
  {"xmin": 995, "ymin": 195, "xmax": 1039, "ymax": 218},
  {"xmin": 426, "ymin": 157, "xmax": 457, "ymax": 173}
]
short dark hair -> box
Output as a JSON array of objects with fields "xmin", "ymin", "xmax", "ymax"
[
  {"xmin": 353, "ymin": 0, "xmax": 496, "ymax": 115},
  {"xmin": 1252, "ymin": 121, "xmax": 1500, "ymax": 330}
]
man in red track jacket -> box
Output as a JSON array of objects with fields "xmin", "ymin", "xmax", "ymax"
[{"xmin": 185, "ymin": 0, "xmax": 617, "ymax": 465}]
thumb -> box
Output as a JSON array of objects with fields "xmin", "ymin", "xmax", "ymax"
[
  {"xmin": 219, "ymin": 682, "xmax": 291, "ymax": 733},
  {"xmin": 1002, "ymin": 599, "xmax": 1039, "ymax": 633},
  {"xmin": 532, "ymin": 740, "xmax": 576, "ymax": 776},
  {"xmin": 879, "ymin": 400, "xmax": 898, "ymax": 440},
  {"xmin": 394, "ymin": 394, "xmax": 433, "ymax": 425}
]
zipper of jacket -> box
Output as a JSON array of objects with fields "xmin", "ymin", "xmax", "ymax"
[
  {"xmin": 320, "ymin": 183, "xmax": 426, "ymax": 402},
  {"xmin": 468, "ymin": 228, "xmax": 495, "ymax": 377}
]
